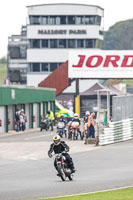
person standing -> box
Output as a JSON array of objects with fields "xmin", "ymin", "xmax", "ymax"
[
  {"xmin": 19, "ymin": 109, "xmax": 26, "ymax": 131},
  {"xmin": 46, "ymin": 110, "xmax": 55, "ymax": 131},
  {"xmin": 15, "ymin": 109, "xmax": 20, "ymax": 132},
  {"xmin": 88, "ymin": 112, "xmax": 95, "ymax": 138}
]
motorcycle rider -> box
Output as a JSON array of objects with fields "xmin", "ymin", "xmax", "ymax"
[
  {"xmin": 48, "ymin": 135, "xmax": 76, "ymax": 174},
  {"xmin": 72, "ymin": 113, "xmax": 81, "ymax": 137},
  {"xmin": 58, "ymin": 113, "xmax": 67, "ymax": 124},
  {"xmin": 72, "ymin": 113, "xmax": 80, "ymax": 124},
  {"xmin": 57, "ymin": 113, "xmax": 67, "ymax": 137},
  {"xmin": 46, "ymin": 110, "xmax": 55, "ymax": 131}
]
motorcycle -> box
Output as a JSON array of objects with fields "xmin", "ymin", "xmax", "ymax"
[
  {"xmin": 40, "ymin": 118, "xmax": 52, "ymax": 131},
  {"xmin": 57, "ymin": 121, "xmax": 67, "ymax": 138},
  {"xmin": 71, "ymin": 121, "xmax": 80, "ymax": 140},
  {"xmin": 67, "ymin": 121, "xmax": 73, "ymax": 140},
  {"xmin": 54, "ymin": 152, "xmax": 73, "ymax": 181}
]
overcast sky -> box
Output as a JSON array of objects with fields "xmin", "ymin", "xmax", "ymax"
[{"xmin": 0, "ymin": 0, "xmax": 133, "ymax": 58}]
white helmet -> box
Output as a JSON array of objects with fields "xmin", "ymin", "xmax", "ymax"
[
  {"xmin": 74, "ymin": 113, "xmax": 78, "ymax": 118},
  {"xmin": 86, "ymin": 111, "xmax": 90, "ymax": 116}
]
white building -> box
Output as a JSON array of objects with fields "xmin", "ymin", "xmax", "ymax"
[
  {"xmin": 26, "ymin": 3, "xmax": 104, "ymax": 89},
  {"xmin": 8, "ymin": 3, "xmax": 104, "ymax": 91}
]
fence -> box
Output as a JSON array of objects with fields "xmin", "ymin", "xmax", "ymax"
[{"xmin": 112, "ymin": 95, "xmax": 133, "ymax": 122}]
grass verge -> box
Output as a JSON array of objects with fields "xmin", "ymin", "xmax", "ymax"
[{"xmin": 37, "ymin": 188, "xmax": 133, "ymax": 200}]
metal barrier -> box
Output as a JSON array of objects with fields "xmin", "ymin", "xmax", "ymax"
[
  {"xmin": 112, "ymin": 95, "xmax": 133, "ymax": 122},
  {"xmin": 99, "ymin": 118, "xmax": 133, "ymax": 145}
]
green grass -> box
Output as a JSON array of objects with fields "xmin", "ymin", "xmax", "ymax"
[
  {"xmin": 0, "ymin": 64, "xmax": 7, "ymax": 84},
  {"xmin": 37, "ymin": 188, "xmax": 133, "ymax": 200}
]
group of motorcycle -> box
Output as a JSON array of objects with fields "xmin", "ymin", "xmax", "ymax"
[
  {"xmin": 57, "ymin": 118, "xmax": 85, "ymax": 140},
  {"xmin": 40, "ymin": 116, "xmax": 84, "ymax": 140}
]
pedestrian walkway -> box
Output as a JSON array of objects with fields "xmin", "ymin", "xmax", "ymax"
[{"xmin": 0, "ymin": 128, "xmax": 40, "ymax": 138}]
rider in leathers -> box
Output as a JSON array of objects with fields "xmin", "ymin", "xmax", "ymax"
[{"xmin": 48, "ymin": 135, "xmax": 76, "ymax": 174}]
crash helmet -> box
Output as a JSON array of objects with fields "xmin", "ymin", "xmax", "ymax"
[
  {"xmin": 53, "ymin": 135, "xmax": 61, "ymax": 145},
  {"xmin": 60, "ymin": 113, "xmax": 64, "ymax": 118},
  {"xmin": 74, "ymin": 113, "xmax": 78, "ymax": 119}
]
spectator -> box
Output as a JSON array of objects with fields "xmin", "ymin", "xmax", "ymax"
[
  {"xmin": 19, "ymin": 109, "xmax": 26, "ymax": 131},
  {"xmin": 15, "ymin": 109, "xmax": 20, "ymax": 132}
]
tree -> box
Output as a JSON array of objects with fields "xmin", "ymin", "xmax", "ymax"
[
  {"xmin": 0, "ymin": 56, "xmax": 7, "ymax": 64},
  {"xmin": 102, "ymin": 19, "xmax": 133, "ymax": 50}
]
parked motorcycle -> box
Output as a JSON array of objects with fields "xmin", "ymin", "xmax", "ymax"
[
  {"xmin": 40, "ymin": 118, "xmax": 52, "ymax": 131},
  {"xmin": 54, "ymin": 152, "xmax": 73, "ymax": 181},
  {"xmin": 57, "ymin": 121, "xmax": 67, "ymax": 138}
]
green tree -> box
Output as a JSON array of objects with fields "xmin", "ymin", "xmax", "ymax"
[
  {"xmin": 103, "ymin": 19, "xmax": 133, "ymax": 50},
  {"xmin": 0, "ymin": 56, "xmax": 7, "ymax": 64}
]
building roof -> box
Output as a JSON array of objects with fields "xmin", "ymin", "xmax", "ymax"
[
  {"xmin": 26, "ymin": 3, "xmax": 104, "ymax": 10},
  {"xmin": 80, "ymin": 82, "xmax": 123, "ymax": 96}
]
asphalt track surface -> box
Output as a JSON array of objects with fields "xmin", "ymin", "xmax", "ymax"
[{"xmin": 0, "ymin": 130, "xmax": 133, "ymax": 200}]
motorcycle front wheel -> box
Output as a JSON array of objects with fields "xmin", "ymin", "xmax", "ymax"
[{"xmin": 57, "ymin": 164, "xmax": 66, "ymax": 181}]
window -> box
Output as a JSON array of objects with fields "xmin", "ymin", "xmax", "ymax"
[
  {"xmin": 42, "ymin": 63, "xmax": 49, "ymax": 72},
  {"xmin": 77, "ymin": 40, "xmax": 84, "ymax": 48},
  {"xmin": 56, "ymin": 17, "xmax": 60, "ymax": 25},
  {"xmin": 85, "ymin": 16, "xmax": 94, "ymax": 25},
  {"xmin": 9, "ymin": 47, "xmax": 20, "ymax": 59},
  {"xmin": 85, "ymin": 39, "xmax": 94, "ymax": 48},
  {"xmin": 58, "ymin": 39, "xmax": 66, "ymax": 48},
  {"xmin": 42, "ymin": 39, "xmax": 48, "ymax": 48},
  {"xmin": 96, "ymin": 16, "xmax": 101, "ymax": 25},
  {"xmin": 84, "ymin": 16, "xmax": 90, "ymax": 24},
  {"xmin": 20, "ymin": 46, "xmax": 27, "ymax": 59},
  {"xmin": 49, "ymin": 16, "xmax": 57, "ymax": 25},
  {"xmin": 89, "ymin": 16, "xmax": 94, "ymax": 24},
  {"xmin": 60, "ymin": 16, "xmax": 66, "ymax": 24},
  {"xmin": 42, "ymin": 16, "xmax": 48, "ymax": 25},
  {"xmin": 68, "ymin": 16, "xmax": 75, "ymax": 24},
  {"xmin": 50, "ymin": 63, "xmax": 57, "ymax": 72},
  {"xmin": 68, "ymin": 39, "xmax": 76, "ymax": 48},
  {"xmin": 32, "ymin": 63, "xmax": 40, "ymax": 72},
  {"xmin": 76, "ymin": 16, "xmax": 84, "ymax": 24},
  {"xmin": 50, "ymin": 40, "xmax": 58, "ymax": 48},
  {"xmin": 29, "ymin": 63, "xmax": 32, "ymax": 72},
  {"xmin": 29, "ymin": 15, "xmax": 100, "ymax": 25},
  {"xmin": 30, "ymin": 16, "xmax": 40, "ymax": 25},
  {"xmin": 32, "ymin": 40, "xmax": 40, "ymax": 48}
]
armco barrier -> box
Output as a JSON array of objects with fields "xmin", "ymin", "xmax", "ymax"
[{"xmin": 99, "ymin": 118, "xmax": 133, "ymax": 145}]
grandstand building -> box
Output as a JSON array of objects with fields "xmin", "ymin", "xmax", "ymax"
[{"xmin": 8, "ymin": 3, "xmax": 104, "ymax": 89}]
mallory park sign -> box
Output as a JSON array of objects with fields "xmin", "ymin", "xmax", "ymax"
[
  {"xmin": 38, "ymin": 29, "xmax": 87, "ymax": 35},
  {"xmin": 68, "ymin": 50, "xmax": 133, "ymax": 78}
]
